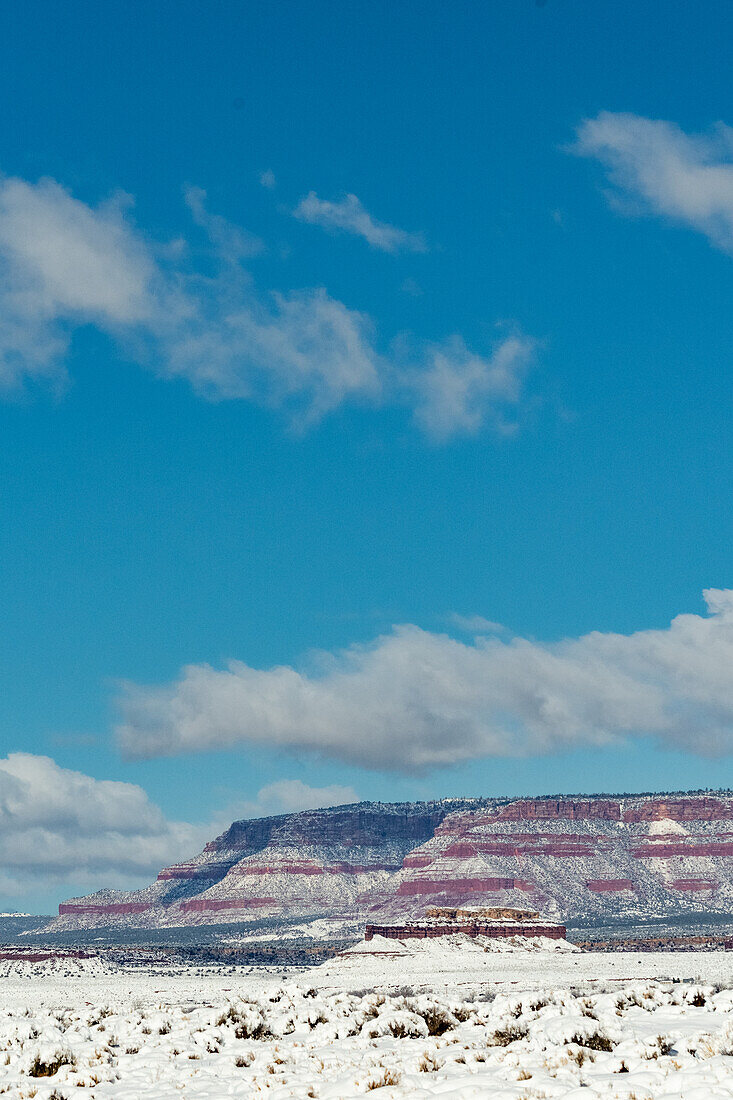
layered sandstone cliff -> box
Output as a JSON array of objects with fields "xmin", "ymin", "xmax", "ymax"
[
  {"xmin": 51, "ymin": 792, "xmax": 733, "ymax": 933},
  {"xmin": 364, "ymin": 795, "xmax": 733, "ymax": 923}
]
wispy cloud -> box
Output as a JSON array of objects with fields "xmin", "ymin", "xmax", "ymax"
[
  {"xmin": 293, "ymin": 191, "xmax": 426, "ymax": 253},
  {"xmin": 0, "ymin": 753, "xmax": 207, "ymax": 893},
  {"xmin": 184, "ymin": 184, "xmax": 264, "ymax": 262},
  {"xmin": 0, "ymin": 174, "xmax": 382, "ymax": 420},
  {"xmin": 407, "ymin": 334, "xmax": 537, "ymax": 440},
  {"xmin": 118, "ymin": 589, "xmax": 733, "ymax": 772},
  {"xmin": 448, "ymin": 613, "xmax": 505, "ymax": 634},
  {"xmin": 0, "ymin": 172, "xmax": 535, "ymax": 437},
  {"xmin": 573, "ymin": 111, "xmax": 733, "ymax": 252}
]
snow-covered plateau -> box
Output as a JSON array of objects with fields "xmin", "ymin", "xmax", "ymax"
[{"xmin": 5, "ymin": 936, "xmax": 733, "ymax": 1097}]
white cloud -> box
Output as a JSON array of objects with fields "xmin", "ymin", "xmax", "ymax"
[
  {"xmin": 0, "ymin": 172, "xmax": 535, "ymax": 436},
  {"xmin": 0, "ymin": 177, "xmax": 154, "ymax": 388},
  {"xmin": 117, "ymin": 589, "xmax": 733, "ymax": 772},
  {"xmin": 448, "ymin": 613, "xmax": 505, "ymax": 634},
  {"xmin": 573, "ymin": 111, "xmax": 733, "ymax": 252},
  {"xmin": 0, "ymin": 177, "xmax": 153, "ymax": 322},
  {"xmin": 158, "ymin": 284, "xmax": 383, "ymax": 423},
  {"xmin": 228, "ymin": 779, "xmax": 359, "ymax": 820},
  {"xmin": 0, "ymin": 174, "xmax": 382, "ymax": 420},
  {"xmin": 260, "ymin": 169, "xmax": 277, "ymax": 190},
  {"xmin": 184, "ymin": 184, "xmax": 264, "ymax": 262},
  {"xmin": 0, "ymin": 754, "xmax": 206, "ymax": 893},
  {"xmin": 408, "ymin": 334, "xmax": 537, "ymax": 439},
  {"xmin": 294, "ymin": 191, "xmax": 426, "ymax": 253}
]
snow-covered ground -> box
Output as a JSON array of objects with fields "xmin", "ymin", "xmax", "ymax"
[
  {"xmin": 223, "ymin": 916, "xmax": 364, "ymax": 944},
  {"xmin": 4, "ymin": 938, "xmax": 733, "ymax": 1096}
]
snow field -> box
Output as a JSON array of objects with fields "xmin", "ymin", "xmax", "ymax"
[
  {"xmin": 315, "ymin": 933, "xmax": 733, "ymax": 993},
  {"xmin": 5, "ymin": 970, "xmax": 733, "ymax": 1097}
]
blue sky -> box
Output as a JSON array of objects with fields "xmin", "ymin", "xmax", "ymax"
[{"xmin": 2, "ymin": 0, "xmax": 733, "ymax": 911}]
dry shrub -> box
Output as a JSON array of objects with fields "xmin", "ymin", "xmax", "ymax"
[
  {"xmin": 492, "ymin": 1024, "xmax": 528, "ymax": 1047},
  {"xmin": 29, "ymin": 1052, "xmax": 76, "ymax": 1078},
  {"xmin": 386, "ymin": 1020, "xmax": 412, "ymax": 1039},
  {"xmin": 366, "ymin": 1068, "xmax": 401, "ymax": 1090},
  {"xmin": 418, "ymin": 1006, "xmax": 455, "ymax": 1036},
  {"xmin": 217, "ymin": 1003, "xmax": 271, "ymax": 1041},
  {"xmin": 569, "ymin": 1031, "xmax": 614, "ymax": 1052}
]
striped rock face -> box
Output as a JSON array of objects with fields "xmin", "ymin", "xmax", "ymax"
[{"xmin": 50, "ymin": 793, "xmax": 733, "ymax": 932}]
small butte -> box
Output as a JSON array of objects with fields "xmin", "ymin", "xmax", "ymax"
[{"xmin": 364, "ymin": 905, "xmax": 566, "ymax": 942}]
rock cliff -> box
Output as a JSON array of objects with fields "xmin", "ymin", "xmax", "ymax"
[{"xmin": 365, "ymin": 794, "xmax": 733, "ymax": 923}]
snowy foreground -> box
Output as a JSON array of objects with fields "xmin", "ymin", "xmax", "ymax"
[{"xmin": 5, "ymin": 936, "xmax": 733, "ymax": 1097}]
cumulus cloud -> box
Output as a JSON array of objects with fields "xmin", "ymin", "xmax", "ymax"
[
  {"xmin": 573, "ymin": 111, "xmax": 733, "ymax": 252},
  {"xmin": 0, "ymin": 171, "xmax": 535, "ymax": 436},
  {"xmin": 0, "ymin": 753, "xmax": 206, "ymax": 893},
  {"xmin": 294, "ymin": 191, "xmax": 426, "ymax": 253},
  {"xmin": 117, "ymin": 588, "xmax": 733, "ymax": 772}
]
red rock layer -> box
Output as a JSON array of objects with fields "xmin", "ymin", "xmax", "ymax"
[
  {"xmin": 623, "ymin": 798, "xmax": 731, "ymax": 822},
  {"xmin": 397, "ymin": 877, "xmax": 535, "ymax": 896},
  {"xmin": 364, "ymin": 922, "xmax": 566, "ymax": 941},
  {"xmin": 58, "ymin": 903, "xmax": 151, "ymax": 916},
  {"xmin": 585, "ymin": 879, "xmax": 635, "ymax": 892},
  {"xmin": 671, "ymin": 879, "xmax": 718, "ymax": 891},
  {"xmin": 402, "ymin": 855, "xmax": 433, "ymax": 869},
  {"xmin": 493, "ymin": 800, "xmax": 622, "ymax": 822}
]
